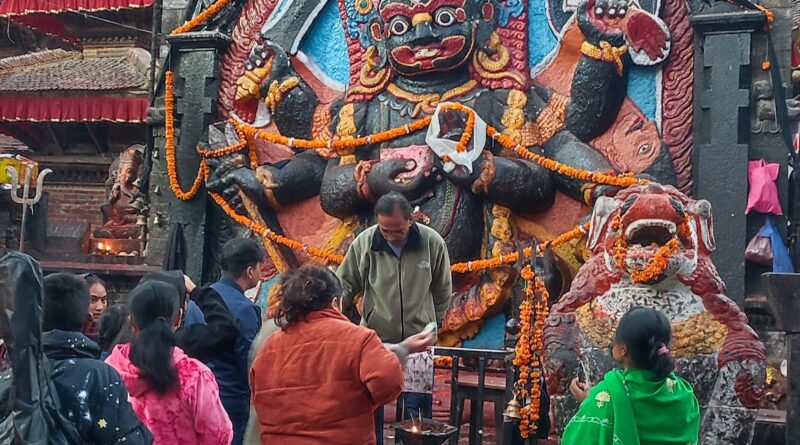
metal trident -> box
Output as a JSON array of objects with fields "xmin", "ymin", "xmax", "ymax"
[{"xmin": 6, "ymin": 164, "xmax": 52, "ymax": 252}]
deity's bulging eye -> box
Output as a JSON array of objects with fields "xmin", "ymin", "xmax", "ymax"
[
  {"xmin": 390, "ymin": 17, "xmax": 411, "ymax": 36},
  {"xmin": 434, "ymin": 8, "xmax": 457, "ymax": 27},
  {"xmin": 638, "ymin": 145, "xmax": 651, "ymax": 155}
]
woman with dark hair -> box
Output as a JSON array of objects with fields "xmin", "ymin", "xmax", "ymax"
[
  {"xmin": 79, "ymin": 272, "xmax": 108, "ymax": 343},
  {"xmin": 139, "ymin": 270, "xmax": 240, "ymax": 363},
  {"xmin": 250, "ymin": 265, "xmax": 434, "ymax": 445},
  {"xmin": 98, "ymin": 304, "xmax": 132, "ymax": 360},
  {"xmin": 106, "ymin": 281, "xmax": 232, "ymax": 445},
  {"xmin": 561, "ymin": 307, "xmax": 700, "ymax": 445}
]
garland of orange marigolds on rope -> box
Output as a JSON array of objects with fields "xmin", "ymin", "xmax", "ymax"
[
  {"xmin": 612, "ymin": 215, "xmax": 690, "ymax": 284},
  {"xmin": 164, "ymin": 63, "xmax": 631, "ymax": 266},
  {"xmin": 171, "ymin": 0, "xmax": 235, "ymax": 35},
  {"xmin": 450, "ymin": 222, "xmax": 590, "ymax": 273},
  {"xmin": 514, "ymin": 265, "xmax": 549, "ymax": 438},
  {"xmin": 165, "ymin": 71, "xmax": 208, "ymax": 201}
]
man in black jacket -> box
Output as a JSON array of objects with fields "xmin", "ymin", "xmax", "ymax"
[
  {"xmin": 139, "ymin": 270, "xmax": 239, "ymax": 363},
  {"xmin": 42, "ymin": 273, "xmax": 152, "ymax": 444}
]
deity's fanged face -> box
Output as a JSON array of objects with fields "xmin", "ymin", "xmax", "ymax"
[{"xmin": 373, "ymin": 0, "xmax": 482, "ymax": 76}]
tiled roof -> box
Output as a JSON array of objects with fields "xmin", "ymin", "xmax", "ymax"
[
  {"xmin": 0, "ymin": 48, "xmax": 148, "ymax": 93},
  {"xmin": 0, "ymin": 134, "xmax": 30, "ymax": 152}
]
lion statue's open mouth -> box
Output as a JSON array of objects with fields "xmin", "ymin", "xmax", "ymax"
[{"xmin": 587, "ymin": 184, "xmax": 715, "ymax": 284}]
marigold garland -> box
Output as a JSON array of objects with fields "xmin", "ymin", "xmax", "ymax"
[
  {"xmin": 450, "ymin": 222, "xmax": 590, "ymax": 273},
  {"xmin": 210, "ymin": 105, "xmax": 644, "ymax": 189},
  {"xmin": 208, "ymin": 190, "xmax": 346, "ymax": 264},
  {"xmin": 514, "ymin": 265, "xmax": 549, "ymax": 438},
  {"xmin": 165, "ymin": 79, "xmax": 635, "ymax": 267},
  {"xmin": 165, "ymin": 71, "xmax": 208, "ymax": 201},
  {"xmin": 486, "ymin": 126, "xmax": 645, "ymax": 188},
  {"xmin": 171, "ymin": 0, "xmax": 235, "ymax": 35},
  {"xmin": 612, "ymin": 216, "xmax": 686, "ymax": 284}
]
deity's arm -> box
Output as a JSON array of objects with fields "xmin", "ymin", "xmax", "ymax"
[
  {"xmin": 563, "ymin": 0, "xmax": 670, "ymax": 141},
  {"xmin": 542, "ymin": 129, "xmax": 617, "ymax": 205},
  {"xmin": 254, "ymin": 150, "xmax": 327, "ymax": 208},
  {"xmin": 319, "ymin": 159, "xmax": 364, "ymax": 219},
  {"xmin": 268, "ymin": 81, "xmax": 320, "ymax": 140},
  {"xmin": 505, "ymin": 87, "xmax": 615, "ymax": 206},
  {"xmin": 319, "ymin": 101, "xmax": 371, "ymax": 219},
  {"xmin": 481, "ymin": 155, "xmax": 556, "ymax": 215},
  {"xmin": 237, "ymin": 40, "xmax": 323, "ymax": 139}
]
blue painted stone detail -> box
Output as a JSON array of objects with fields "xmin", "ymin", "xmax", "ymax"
[
  {"xmin": 256, "ymin": 275, "xmax": 281, "ymax": 312},
  {"xmin": 498, "ymin": 0, "xmax": 525, "ymax": 27},
  {"xmin": 528, "ymin": 0, "xmax": 558, "ymax": 69},
  {"xmin": 299, "ymin": 0, "xmax": 351, "ymax": 86},
  {"xmin": 462, "ymin": 313, "xmax": 506, "ymax": 349},
  {"xmin": 342, "ymin": 0, "xmax": 376, "ymax": 48},
  {"xmin": 627, "ymin": 65, "xmax": 657, "ymax": 120}
]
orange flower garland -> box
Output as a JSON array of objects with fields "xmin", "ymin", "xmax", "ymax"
[
  {"xmin": 444, "ymin": 103, "xmax": 475, "ymax": 153},
  {"xmin": 487, "ymin": 126, "xmax": 645, "ymax": 188},
  {"xmin": 232, "ymin": 115, "xmax": 433, "ymax": 154},
  {"xmin": 165, "ymin": 71, "xmax": 208, "ymax": 201},
  {"xmin": 514, "ymin": 265, "xmax": 549, "ymax": 438},
  {"xmin": 208, "ymin": 190, "xmax": 345, "ymax": 264},
  {"xmin": 171, "ymin": 0, "xmax": 235, "ymax": 35},
  {"xmin": 612, "ymin": 216, "xmax": 687, "ymax": 284},
  {"xmin": 450, "ymin": 222, "xmax": 590, "ymax": 273}
]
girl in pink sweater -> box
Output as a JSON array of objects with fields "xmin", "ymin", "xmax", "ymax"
[{"xmin": 106, "ymin": 281, "xmax": 233, "ymax": 445}]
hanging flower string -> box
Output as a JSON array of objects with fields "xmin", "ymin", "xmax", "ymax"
[
  {"xmin": 171, "ymin": 0, "xmax": 235, "ymax": 35},
  {"xmin": 450, "ymin": 222, "xmax": 590, "ymax": 273},
  {"xmin": 164, "ymin": 71, "xmax": 208, "ymax": 201},
  {"xmin": 514, "ymin": 265, "xmax": 549, "ymax": 438},
  {"xmin": 164, "ymin": 75, "xmax": 629, "ymax": 266},
  {"xmin": 208, "ymin": 190, "xmax": 346, "ymax": 264}
]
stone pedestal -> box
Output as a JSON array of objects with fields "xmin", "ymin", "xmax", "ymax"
[{"xmin": 147, "ymin": 31, "xmax": 230, "ymax": 282}]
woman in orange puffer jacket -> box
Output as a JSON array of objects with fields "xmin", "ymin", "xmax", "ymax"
[{"xmin": 250, "ymin": 266, "xmax": 433, "ymax": 445}]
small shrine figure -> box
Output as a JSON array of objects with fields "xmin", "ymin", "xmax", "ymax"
[
  {"xmin": 92, "ymin": 144, "xmax": 144, "ymax": 243},
  {"xmin": 101, "ymin": 145, "xmax": 143, "ymax": 228}
]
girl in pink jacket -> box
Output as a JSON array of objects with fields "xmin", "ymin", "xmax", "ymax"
[{"xmin": 106, "ymin": 281, "xmax": 233, "ymax": 445}]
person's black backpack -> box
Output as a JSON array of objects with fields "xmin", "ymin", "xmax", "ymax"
[{"xmin": 0, "ymin": 253, "xmax": 83, "ymax": 445}]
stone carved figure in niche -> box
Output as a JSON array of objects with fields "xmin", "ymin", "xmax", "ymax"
[
  {"xmin": 543, "ymin": 184, "xmax": 766, "ymax": 444},
  {"xmin": 206, "ymin": 0, "xmax": 675, "ymax": 345},
  {"xmin": 102, "ymin": 145, "xmax": 143, "ymax": 227}
]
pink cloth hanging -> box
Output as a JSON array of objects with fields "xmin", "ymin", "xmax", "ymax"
[{"xmin": 746, "ymin": 159, "xmax": 783, "ymax": 216}]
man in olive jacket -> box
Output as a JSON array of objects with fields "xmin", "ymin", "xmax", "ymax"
[{"xmin": 337, "ymin": 191, "xmax": 452, "ymax": 444}]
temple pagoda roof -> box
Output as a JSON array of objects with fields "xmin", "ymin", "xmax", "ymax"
[
  {"xmin": 0, "ymin": 48, "xmax": 149, "ymax": 123},
  {"xmin": 0, "ymin": 48, "xmax": 148, "ymax": 92},
  {"xmin": 0, "ymin": 0, "xmax": 152, "ymax": 16}
]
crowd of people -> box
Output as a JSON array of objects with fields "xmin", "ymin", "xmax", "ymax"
[{"xmin": 0, "ymin": 192, "xmax": 701, "ymax": 444}]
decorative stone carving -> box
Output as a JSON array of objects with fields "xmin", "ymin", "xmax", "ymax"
[
  {"xmin": 101, "ymin": 145, "xmax": 143, "ymax": 228},
  {"xmin": 203, "ymin": 0, "xmax": 681, "ymax": 346},
  {"xmin": 544, "ymin": 184, "xmax": 766, "ymax": 444}
]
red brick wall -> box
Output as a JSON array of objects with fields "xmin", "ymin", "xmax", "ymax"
[{"xmin": 46, "ymin": 185, "xmax": 106, "ymax": 227}]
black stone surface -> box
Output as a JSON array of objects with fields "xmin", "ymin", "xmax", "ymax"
[{"xmin": 692, "ymin": 23, "xmax": 754, "ymax": 305}]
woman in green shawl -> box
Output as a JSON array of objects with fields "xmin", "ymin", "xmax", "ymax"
[{"xmin": 561, "ymin": 307, "xmax": 700, "ymax": 445}]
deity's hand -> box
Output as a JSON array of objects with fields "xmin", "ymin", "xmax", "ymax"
[
  {"xmin": 439, "ymin": 152, "xmax": 496, "ymax": 195},
  {"xmin": 366, "ymin": 159, "xmax": 439, "ymax": 200},
  {"xmin": 236, "ymin": 40, "xmax": 297, "ymax": 104},
  {"xmin": 206, "ymin": 154, "xmax": 268, "ymax": 214},
  {"xmin": 578, "ymin": 0, "xmax": 670, "ymax": 64}
]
